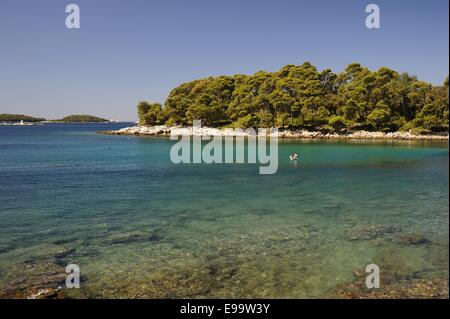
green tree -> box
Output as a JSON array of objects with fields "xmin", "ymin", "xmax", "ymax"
[
  {"xmin": 367, "ymin": 101, "xmax": 392, "ymax": 131},
  {"xmin": 137, "ymin": 102, "xmax": 166, "ymax": 125}
]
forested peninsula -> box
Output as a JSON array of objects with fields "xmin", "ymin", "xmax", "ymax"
[{"xmin": 136, "ymin": 62, "xmax": 449, "ymax": 135}]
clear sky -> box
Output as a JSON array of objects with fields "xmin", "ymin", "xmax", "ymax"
[{"xmin": 0, "ymin": 0, "xmax": 448, "ymax": 121}]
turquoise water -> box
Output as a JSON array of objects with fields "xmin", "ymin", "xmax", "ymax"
[{"xmin": 0, "ymin": 123, "xmax": 448, "ymax": 298}]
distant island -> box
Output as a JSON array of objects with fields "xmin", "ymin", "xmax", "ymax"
[
  {"xmin": 134, "ymin": 62, "xmax": 449, "ymax": 135},
  {"xmin": 0, "ymin": 114, "xmax": 111, "ymax": 124},
  {"xmin": 52, "ymin": 115, "xmax": 109, "ymax": 123},
  {"xmin": 0, "ymin": 114, "xmax": 46, "ymax": 123}
]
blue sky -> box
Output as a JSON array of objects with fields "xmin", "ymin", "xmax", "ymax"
[{"xmin": 0, "ymin": 0, "xmax": 448, "ymax": 121}]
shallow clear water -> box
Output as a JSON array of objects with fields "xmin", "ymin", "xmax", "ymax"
[{"xmin": 0, "ymin": 123, "xmax": 448, "ymax": 298}]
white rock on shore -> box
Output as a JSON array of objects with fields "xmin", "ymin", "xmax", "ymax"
[{"xmin": 104, "ymin": 125, "xmax": 449, "ymax": 141}]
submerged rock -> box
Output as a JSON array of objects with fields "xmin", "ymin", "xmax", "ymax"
[
  {"xmin": 0, "ymin": 261, "xmax": 66, "ymax": 299},
  {"xmin": 78, "ymin": 248, "xmax": 100, "ymax": 257},
  {"xmin": 104, "ymin": 231, "xmax": 163, "ymax": 245},
  {"xmin": 54, "ymin": 248, "xmax": 76, "ymax": 259},
  {"xmin": 0, "ymin": 245, "xmax": 13, "ymax": 254},
  {"xmin": 53, "ymin": 247, "xmax": 77, "ymax": 266},
  {"xmin": 334, "ymin": 278, "xmax": 449, "ymax": 299},
  {"xmin": 396, "ymin": 234, "xmax": 431, "ymax": 246},
  {"xmin": 27, "ymin": 287, "xmax": 62, "ymax": 299},
  {"xmin": 345, "ymin": 224, "xmax": 398, "ymax": 241}
]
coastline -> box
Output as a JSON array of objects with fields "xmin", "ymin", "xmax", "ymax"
[
  {"xmin": 99, "ymin": 125, "xmax": 449, "ymax": 141},
  {"xmin": 0, "ymin": 121, "xmax": 117, "ymax": 126}
]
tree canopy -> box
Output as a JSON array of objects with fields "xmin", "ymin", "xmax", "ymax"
[{"xmin": 138, "ymin": 62, "xmax": 449, "ymax": 133}]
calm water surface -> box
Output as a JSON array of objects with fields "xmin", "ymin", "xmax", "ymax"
[{"xmin": 0, "ymin": 123, "xmax": 448, "ymax": 298}]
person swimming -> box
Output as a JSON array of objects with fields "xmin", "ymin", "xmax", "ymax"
[{"xmin": 289, "ymin": 153, "xmax": 299, "ymax": 167}]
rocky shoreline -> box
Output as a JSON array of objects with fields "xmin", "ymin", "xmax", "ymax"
[{"xmin": 100, "ymin": 125, "xmax": 449, "ymax": 141}]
